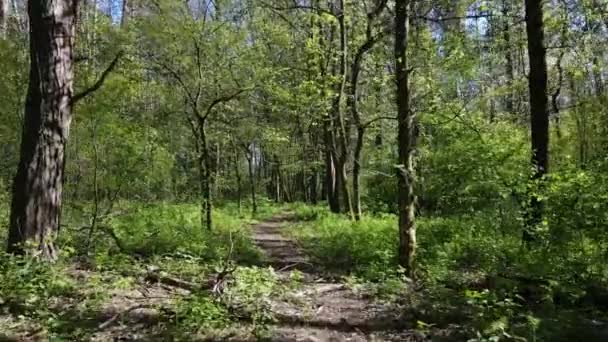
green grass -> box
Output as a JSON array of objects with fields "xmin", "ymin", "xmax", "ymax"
[
  {"xmin": 0, "ymin": 199, "xmax": 289, "ymax": 340},
  {"xmin": 285, "ymin": 203, "xmax": 608, "ymax": 341}
]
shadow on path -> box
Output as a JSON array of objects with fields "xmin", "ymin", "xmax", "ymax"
[{"xmin": 251, "ymin": 212, "xmax": 421, "ymax": 342}]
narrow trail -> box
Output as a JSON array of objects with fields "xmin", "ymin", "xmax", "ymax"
[{"xmin": 251, "ymin": 213, "xmax": 420, "ymax": 342}]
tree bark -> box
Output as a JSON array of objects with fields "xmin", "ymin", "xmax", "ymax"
[
  {"xmin": 524, "ymin": 0, "xmax": 549, "ymax": 242},
  {"xmin": 348, "ymin": 3, "xmax": 386, "ymax": 220},
  {"xmin": 352, "ymin": 127, "xmax": 364, "ymax": 220},
  {"xmin": 309, "ymin": 160, "xmax": 318, "ymax": 205},
  {"xmin": 333, "ymin": 4, "xmax": 354, "ymax": 220},
  {"xmin": 198, "ymin": 118, "xmax": 212, "ymax": 230},
  {"xmin": 395, "ymin": 0, "xmax": 417, "ymax": 277},
  {"xmin": 245, "ymin": 146, "xmax": 257, "ymax": 215},
  {"xmin": 120, "ymin": 0, "xmax": 129, "ymax": 27},
  {"xmin": 502, "ymin": 0, "xmax": 515, "ymax": 116},
  {"xmin": 8, "ymin": 0, "xmax": 77, "ymax": 259},
  {"xmin": 0, "ymin": 0, "xmax": 8, "ymax": 38},
  {"xmin": 233, "ymin": 144, "xmax": 242, "ymax": 213},
  {"xmin": 324, "ymin": 121, "xmax": 340, "ymax": 213}
]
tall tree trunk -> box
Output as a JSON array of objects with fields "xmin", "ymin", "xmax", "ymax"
[
  {"xmin": 198, "ymin": 118, "xmax": 212, "ymax": 230},
  {"xmin": 348, "ymin": 4, "xmax": 386, "ymax": 220},
  {"xmin": 9, "ymin": 0, "xmax": 24, "ymax": 33},
  {"xmin": 8, "ymin": 0, "xmax": 77, "ymax": 259},
  {"xmin": 309, "ymin": 166, "xmax": 318, "ymax": 204},
  {"xmin": 0, "ymin": 0, "xmax": 8, "ymax": 38},
  {"xmin": 352, "ymin": 127, "xmax": 364, "ymax": 220},
  {"xmin": 214, "ymin": 142, "xmax": 220, "ymax": 198},
  {"xmin": 120, "ymin": 0, "xmax": 128, "ymax": 27},
  {"xmin": 592, "ymin": 56, "xmax": 608, "ymax": 152},
  {"xmin": 329, "ymin": 0, "xmax": 354, "ymax": 219},
  {"xmin": 233, "ymin": 145, "xmax": 242, "ymax": 214},
  {"xmin": 349, "ymin": 52, "xmax": 364, "ymax": 221},
  {"xmin": 395, "ymin": 0, "xmax": 417, "ymax": 277},
  {"xmin": 324, "ymin": 122, "xmax": 340, "ymax": 212},
  {"xmin": 502, "ymin": 0, "xmax": 515, "ymax": 116},
  {"xmin": 246, "ymin": 148, "xmax": 257, "ymax": 215},
  {"xmin": 524, "ymin": 0, "xmax": 549, "ymax": 242}
]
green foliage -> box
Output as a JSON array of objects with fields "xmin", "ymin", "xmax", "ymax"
[
  {"xmin": 287, "ymin": 202, "xmax": 329, "ymax": 221},
  {"xmin": 223, "ymin": 267, "xmax": 281, "ymax": 332},
  {"xmin": 290, "ymin": 212, "xmax": 397, "ymax": 280},
  {"xmin": 0, "ymin": 253, "xmax": 75, "ymax": 318},
  {"xmin": 420, "ymin": 117, "xmax": 528, "ymax": 215},
  {"xmin": 174, "ymin": 294, "xmax": 230, "ymax": 332},
  {"xmin": 66, "ymin": 202, "xmax": 263, "ymax": 265}
]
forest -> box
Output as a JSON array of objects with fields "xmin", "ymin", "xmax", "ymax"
[{"xmin": 1, "ymin": 0, "xmax": 608, "ymax": 340}]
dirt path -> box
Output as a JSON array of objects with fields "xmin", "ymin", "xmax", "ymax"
[{"xmin": 251, "ymin": 213, "xmax": 420, "ymax": 342}]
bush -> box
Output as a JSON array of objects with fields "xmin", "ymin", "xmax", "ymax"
[
  {"xmin": 288, "ymin": 202, "xmax": 329, "ymax": 221},
  {"xmin": 290, "ymin": 207, "xmax": 523, "ymax": 285},
  {"xmin": 290, "ymin": 212, "xmax": 398, "ymax": 280}
]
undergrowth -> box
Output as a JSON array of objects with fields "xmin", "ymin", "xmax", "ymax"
[
  {"xmin": 286, "ymin": 202, "xmax": 608, "ymax": 341},
  {"xmin": 0, "ymin": 200, "xmax": 286, "ymax": 340}
]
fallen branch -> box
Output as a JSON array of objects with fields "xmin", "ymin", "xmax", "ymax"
[
  {"xmin": 97, "ymin": 304, "xmax": 161, "ymax": 330},
  {"xmin": 144, "ymin": 266, "xmax": 236, "ymax": 294},
  {"xmin": 277, "ymin": 261, "xmax": 313, "ymax": 272},
  {"xmin": 144, "ymin": 267, "xmax": 199, "ymax": 292}
]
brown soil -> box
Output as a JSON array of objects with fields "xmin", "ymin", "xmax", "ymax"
[{"xmin": 251, "ymin": 213, "xmax": 421, "ymax": 342}]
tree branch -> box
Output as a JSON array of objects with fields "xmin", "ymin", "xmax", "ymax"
[
  {"xmin": 362, "ymin": 116, "xmax": 397, "ymax": 128},
  {"xmin": 72, "ymin": 51, "xmax": 124, "ymax": 105},
  {"xmin": 258, "ymin": 0, "xmax": 337, "ymax": 18},
  {"xmin": 202, "ymin": 87, "xmax": 254, "ymax": 119}
]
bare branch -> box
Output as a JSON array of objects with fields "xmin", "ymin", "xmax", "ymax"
[
  {"xmin": 362, "ymin": 116, "xmax": 397, "ymax": 128},
  {"xmin": 154, "ymin": 59, "xmax": 197, "ymax": 107},
  {"xmin": 258, "ymin": 0, "xmax": 337, "ymax": 18},
  {"xmin": 416, "ymin": 13, "xmax": 520, "ymax": 23},
  {"xmin": 202, "ymin": 87, "xmax": 254, "ymax": 119},
  {"xmin": 72, "ymin": 51, "xmax": 124, "ymax": 105}
]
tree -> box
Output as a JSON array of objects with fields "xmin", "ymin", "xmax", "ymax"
[
  {"xmin": 8, "ymin": 0, "xmax": 121, "ymax": 258},
  {"xmin": 348, "ymin": 0, "xmax": 388, "ymax": 221},
  {"xmin": 395, "ymin": 0, "xmax": 416, "ymax": 276},
  {"xmin": 7, "ymin": 0, "xmax": 78, "ymax": 258},
  {"xmin": 524, "ymin": 0, "xmax": 549, "ymax": 241}
]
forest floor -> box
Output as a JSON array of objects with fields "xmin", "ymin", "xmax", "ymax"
[
  {"xmin": 250, "ymin": 213, "xmax": 418, "ymax": 341},
  {"xmin": 0, "ymin": 212, "xmax": 423, "ymax": 342},
  {"xmin": 4, "ymin": 210, "xmax": 606, "ymax": 341}
]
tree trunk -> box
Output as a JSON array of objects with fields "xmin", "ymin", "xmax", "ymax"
[
  {"xmin": 233, "ymin": 145, "xmax": 242, "ymax": 214},
  {"xmin": 215, "ymin": 142, "xmax": 220, "ymax": 198},
  {"xmin": 86, "ymin": 124, "xmax": 100, "ymax": 252},
  {"xmin": 348, "ymin": 10, "xmax": 384, "ymax": 220},
  {"xmin": 198, "ymin": 119, "xmax": 212, "ymax": 230},
  {"xmin": 309, "ymin": 165, "xmax": 318, "ymax": 205},
  {"xmin": 8, "ymin": 0, "xmax": 77, "ymax": 259},
  {"xmin": 524, "ymin": 0, "xmax": 549, "ymax": 242},
  {"xmin": 395, "ymin": 0, "xmax": 417, "ymax": 277},
  {"xmin": 246, "ymin": 149, "xmax": 257, "ymax": 215},
  {"xmin": 120, "ymin": 0, "xmax": 128, "ymax": 27},
  {"xmin": 333, "ymin": 4, "xmax": 354, "ymax": 220},
  {"xmin": 324, "ymin": 123, "xmax": 340, "ymax": 213},
  {"xmin": 502, "ymin": 0, "xmax": 515, "ymax": 116},
  {"xmin": 352, "ymin": 127, "xmax": 364, "ymax": 220},
  {"xmin": 0, "ymin": 0, "xmax": 8, "ymax": 38},
  {"xmin": 9, "ymin": 0, "xmax": 24, "ymax": 33}
]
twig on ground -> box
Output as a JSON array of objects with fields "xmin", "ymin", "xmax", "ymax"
[{"xmin": 97, "ymin": 304, "xmax": 151, "ymax": 330}]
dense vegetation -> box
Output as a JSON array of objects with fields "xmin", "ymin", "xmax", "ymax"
[{"xmin": 1, "ymin": 0, "xmax": 608, "ymax": 340}]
